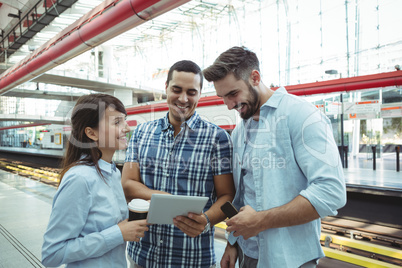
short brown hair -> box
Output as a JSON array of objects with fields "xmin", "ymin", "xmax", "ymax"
[{"xmin": 203, "ymin": 46, "xmax": 260, "ymax": 82}]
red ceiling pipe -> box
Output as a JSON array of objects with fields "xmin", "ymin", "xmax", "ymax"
[
  {"xmin": 284, "ymin": 70, "xmax": 402, "ymax": 96},
  {"xmin": 126, "ymin": 70, "xmax": 402, "ymax": 115},
  {"xmin": 0, "ymin": 0, "xmax": 190, "ymax": 95}
]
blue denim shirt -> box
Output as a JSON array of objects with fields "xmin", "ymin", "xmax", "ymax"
[
  {"xmin": 228, "ymin": 87, "xmax": 346, "ymax": 268},
  {"xmin": 42, "ymin": 159, "xmax": 128, "ymax": 267}
]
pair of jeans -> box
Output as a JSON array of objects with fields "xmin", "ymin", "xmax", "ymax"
[{"xmin": 237, "ymin": 243, "xmax": 317, "ymax": 268}]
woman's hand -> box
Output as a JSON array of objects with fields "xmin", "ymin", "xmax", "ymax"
[{"xmin": 118, "ymin": 219, "xmax": 149, "ymax": 242}]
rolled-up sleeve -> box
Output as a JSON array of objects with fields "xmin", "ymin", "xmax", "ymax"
[{"xmin": 291, "ymin": 104, "xmax": 347, "ymax": 217}]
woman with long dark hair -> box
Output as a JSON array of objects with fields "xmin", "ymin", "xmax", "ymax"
[{"xmin": 42, "ymin": 94, "xmax": 148, "ymax": 267}]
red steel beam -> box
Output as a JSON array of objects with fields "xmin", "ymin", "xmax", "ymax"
[
  {"xmin": 284, "ymin": 70, "xmax": 402, "ymax": 96},
  {"xmin": 0, "ymin": 0, "xmax": 190, "ymax": 95},
  {"xmin": 126, "ymin": 70, "xmax": 402, "ymax": 115},
  {"xmin": 3, "ymin": 71, "xmax": 400, "ymax": 131}
]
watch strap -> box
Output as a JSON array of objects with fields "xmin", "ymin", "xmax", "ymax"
[
  {"xmin": 203, "ymin": 212, "xmax": 210, "ymax": 225},
  {"xmin": 202, "ymin": 212, "xmax": 211, "ymax": 234}
]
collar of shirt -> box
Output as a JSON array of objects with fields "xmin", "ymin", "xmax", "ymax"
[
  {"xmin": 261, "ymin": 86, "xmax": 287, "ymax": 110},
  {"xmin": 78, "ymin": 155, "xmax": 117, "ymax": 175},
  {"xmin": 98, "ymin": 158, "xmax": 117, "ymax": 174},
  {"xmin": 161, "ymin": 111, "xmax": 201, "ymax": 132},
  {"xmin": 240, "ymin": 87, "xmax": 287, "ymax": 129}
]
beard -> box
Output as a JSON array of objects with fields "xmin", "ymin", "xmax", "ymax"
[{"xmin": 239, "ymin": 83, "xmax": 260, "ymax": 120}]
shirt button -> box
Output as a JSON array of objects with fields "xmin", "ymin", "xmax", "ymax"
[{"xmin": 160, "ymin": 240, "xmax": 163, "ymax": 244}]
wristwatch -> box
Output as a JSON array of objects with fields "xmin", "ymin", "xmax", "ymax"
[{"xmin": 201, "ymin": 212, "xmax": 211, "ymax": 234}]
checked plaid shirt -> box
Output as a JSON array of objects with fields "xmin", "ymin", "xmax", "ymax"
[{"xmin": 125, "ymin": 112, "xmax": 232, "ymax": 268}]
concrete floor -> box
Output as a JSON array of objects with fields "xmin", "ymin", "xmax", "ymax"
[
  {"xmin": 2, "ymin": 167, "xmax": 395, "ymax": 268},
  {"xmin": 0, "ymin": 170, "xmax": 56, "ymax": 268}
]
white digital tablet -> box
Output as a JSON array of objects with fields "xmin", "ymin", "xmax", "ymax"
[{"xmin": 147, "ymin": 194, "xmax": 209, "ymax": 224}]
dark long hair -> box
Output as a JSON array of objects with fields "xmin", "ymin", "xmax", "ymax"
[{"xmin": 58, "ymin": 94, "xmax": 127, "ymax": 186}]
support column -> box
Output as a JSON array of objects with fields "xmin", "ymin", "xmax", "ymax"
[
  {"xmin": 113, "ymin": 89, "xmax": 133, "ymax": 106},
  {"xmin": 102, "ymin": 45, "xmax": 113, "ymax": 81}
]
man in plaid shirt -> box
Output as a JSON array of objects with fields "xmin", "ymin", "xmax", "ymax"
[{"xmin": 122, "ymin": 60, "xmax": 235, "ymax": 268}]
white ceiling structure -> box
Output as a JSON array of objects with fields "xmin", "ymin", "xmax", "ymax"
[
  {"xmin": 0, "ymin": 0, "xmax": 227, "ymax": 125},
  {"xmin": 0, "ymin": 0, "xmax": 229, "ymax": 99}
]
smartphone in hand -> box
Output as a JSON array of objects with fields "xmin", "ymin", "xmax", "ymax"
[{"xmin": 221, "ymin": 201, "xmax": 238, "ymax": 219}]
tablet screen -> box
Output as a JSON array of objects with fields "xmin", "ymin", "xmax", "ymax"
[{"xmin": 147, "ymin": 194, "xmax": 208, "ymax": 224}]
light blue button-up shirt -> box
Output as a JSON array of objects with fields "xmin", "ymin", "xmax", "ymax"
[
  {"xmin": 42, "ymin": 159, "xmax": 128, "ymax": 268},
  {"xmin": 228, "ymin": 87, "xmax": 346, "ymax": 268}
]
